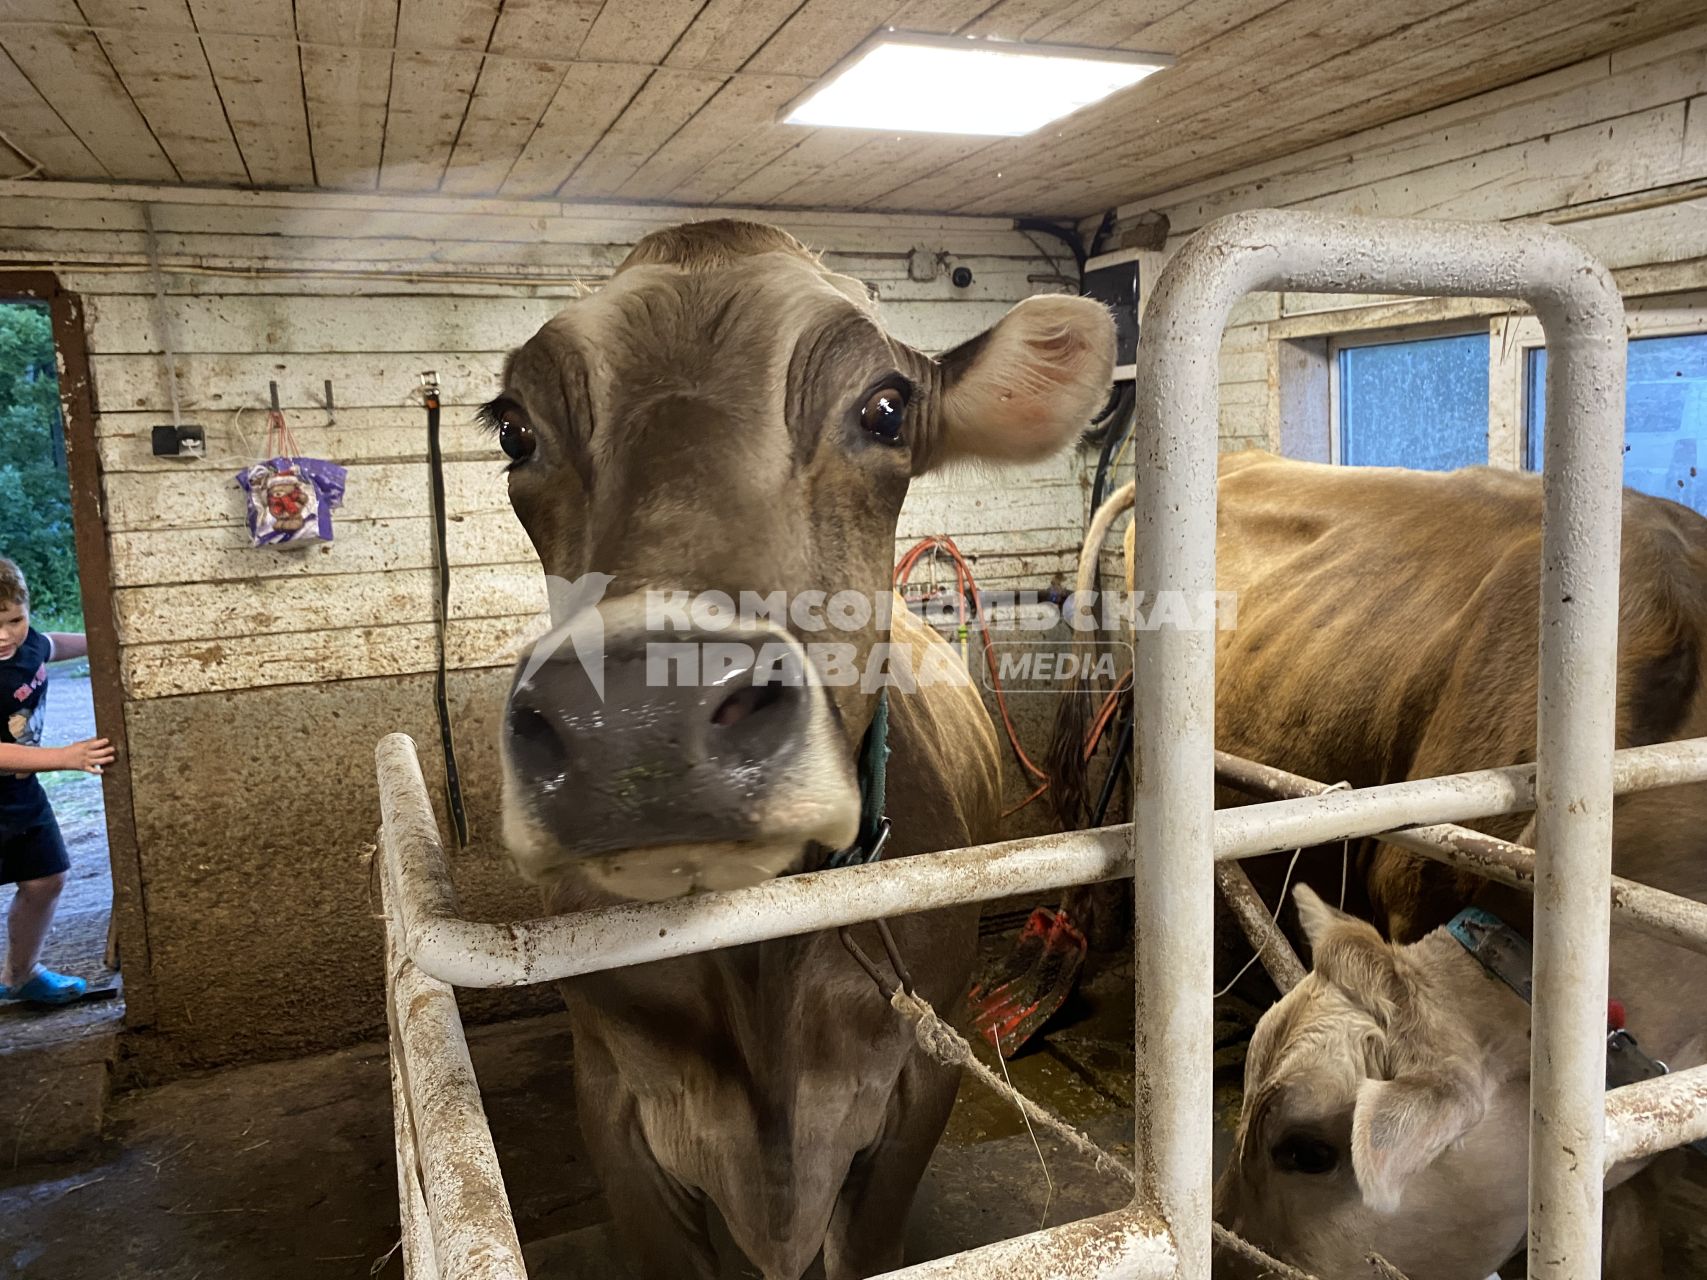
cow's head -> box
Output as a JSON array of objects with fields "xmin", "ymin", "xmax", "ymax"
[
  {"xmin": 1214, "ymin": 887, "xmax": 1531, "ymax": 1280},
  {"xmin": 489, "ymin": 220, "xmax": 1113, "ymax": 899}
]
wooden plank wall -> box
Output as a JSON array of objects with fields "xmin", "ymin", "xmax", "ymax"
[
  {"xmin": 1116, "ymin": 20, "xmax": 1707, "ymax": 448},
  {"xmin": 0, "ymin": 184, "xmax": 1101, "ymax": 1073},
  {"xmin": 0, "ymin": 185, "xmax": 1086, "ymax": 702}
]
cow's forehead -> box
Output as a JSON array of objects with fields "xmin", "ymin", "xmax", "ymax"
[
  {"xmin": 588, "ymin": 251, "xmax": 873, "ymax": 337},
  {"xmin": 514, "ymin": 252, "xmax": 888, "ymax": 400},
  {"xmin": 1248, "ymin": 980, "xmax": 1378, "ymax": 1104}
]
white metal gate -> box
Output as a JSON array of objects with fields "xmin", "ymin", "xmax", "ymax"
[{"xmin": 379, "ymin": 209, "xmax": 1707, "ymax": 1280}]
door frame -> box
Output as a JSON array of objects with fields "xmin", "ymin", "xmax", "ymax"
[{"xmin": 0, "ymin": 270, "xmax": 151, "ymax": 1026}]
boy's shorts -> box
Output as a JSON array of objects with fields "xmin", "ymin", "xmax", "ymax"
[{"xmin": 0, "ymin": 815, "xmax": 70, "ymax": 885}]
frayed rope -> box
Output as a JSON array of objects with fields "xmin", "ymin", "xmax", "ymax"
[{"xmin": 887, "ymin": 989, "xmax": 1413, "ymax": 1280}]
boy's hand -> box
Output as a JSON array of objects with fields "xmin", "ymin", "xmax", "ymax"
[{"xmin": 57, "ymin": 737, "xmax": 115, "ymax": 774}]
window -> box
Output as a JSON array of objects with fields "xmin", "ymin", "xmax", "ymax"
[
  {"xmin": 1335, "ymin": 332, "xmax": 1490, "ymax": 469},
  {"xmin": 1526, "ymin": 332, "xmax": 1707, "ymax": 515}
]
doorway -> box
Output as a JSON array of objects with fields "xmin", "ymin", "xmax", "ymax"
[{"xmin": 0, "ymin": 276, "xmax": 139, "ymax": 1032}]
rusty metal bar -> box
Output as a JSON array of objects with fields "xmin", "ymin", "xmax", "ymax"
[
  {"xmin": 1603, "ymin": 1064, "xmax": 1707, "ymax": 1170},
  {"xmin": 1213, "ymin": 863, "xmax": 1306, "ymax": 992},
  {"xmin": 378, "ymin": 733, "xmax": 1707, "ymax": 990},
  {"xmin": 390, "ymin": 1029, "xmax": 441, "ymax": 1280},
  {"xmin": 1215, "ymin": 749, "xmax": 1707, "ymax": 956},
  {"xmin": 383, "ymin": 848, "xmax": 526, "ymax": 1280}
]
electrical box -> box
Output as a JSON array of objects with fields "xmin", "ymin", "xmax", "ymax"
[
  {"xmin": 1082, "ymin": 257, "xmax": 1139, "ymax": 369},
  {"xmin": 151, "ymin": 424, "xmax": 206, "ymax": 458}
]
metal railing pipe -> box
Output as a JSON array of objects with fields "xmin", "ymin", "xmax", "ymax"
[
  {"xmin": 1603, "ymin": 1064, "xmax": 1707, "ymax": 1170},
  {"xmin": 377, "ymin": 734, "xmax": 1707, "ymax": 991},
  {"xmin": 1131, "ymin": 209, "xmax": 1626, "ymax": 1280}
]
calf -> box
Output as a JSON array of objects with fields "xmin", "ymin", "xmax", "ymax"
[
  {"xmin": 488, "ymin": 220, "xmax": 1114, "ymax": 1278},
  {"xmin": 1216, "ymin": 884, "xmax": 1706, "ymax": 1278}
]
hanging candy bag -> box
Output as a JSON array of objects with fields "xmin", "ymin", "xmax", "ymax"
[{"xmin": 235, "ymin": 408, "xmax": 348, "ymax": 548}]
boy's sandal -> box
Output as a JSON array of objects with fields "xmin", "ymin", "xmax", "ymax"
[{"xmin": 1, "ymin": 968, "xmax": 89, "ymax": 1005}]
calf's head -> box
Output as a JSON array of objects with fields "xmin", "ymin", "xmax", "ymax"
[
  {"xmin": 489, "ymin": 220, "xmax": 1113, "ymax": 898},
  {"xmin": 1215, "ymin": 887, "xmax": 1532, "ymax": 1280}
]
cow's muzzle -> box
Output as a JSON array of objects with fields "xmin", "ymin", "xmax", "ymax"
[{"xmin": 499, "ymin": 611, "xmax": 861, "ymax": 897}]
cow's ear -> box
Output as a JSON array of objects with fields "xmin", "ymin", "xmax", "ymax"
[
  {"xmin": 1351, "ymin": 1071, "xmax": 1487, "ymax": 1213},
  {"xmin": 926, "ymin": 295, "xmax": 1115, "ymax": 471}
]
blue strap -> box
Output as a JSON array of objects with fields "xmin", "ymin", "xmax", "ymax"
[
  {"xmin": 1446, "ymin": 907, "xmax": 1534, "ymax": 1004},
  {"xmin": 825, "ymin": 691, "xmax": 891, "ymax": 869},
  {"xmin": 1445, "ymin": 907, "xmax": 1707, "ymax": 1157}
]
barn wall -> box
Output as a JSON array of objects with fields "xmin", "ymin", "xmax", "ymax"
[
  {"xmin": 1112, "ymin": 20, "xmax": 1707, "ymax": 450},
  {"xmin": 0, "ymin": 185, "xmax": 1094, "ymax": 1075}
]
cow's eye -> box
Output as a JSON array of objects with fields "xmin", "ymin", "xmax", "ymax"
[
  {"xmin": 1271, "ymin": 1134, "xmax": 1339, "ymax": 1175},
  {"xmin": 860, "ymin": 385, "xmax": 907, "ymax": 443},
  {"xmin": 497, "ymin": 407, "xmax": 536, "ymax": 462}
]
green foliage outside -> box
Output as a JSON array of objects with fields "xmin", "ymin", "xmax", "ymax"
[{"xmin": 0, "ymin": 302, "xmax": 82, "ymax": 631}]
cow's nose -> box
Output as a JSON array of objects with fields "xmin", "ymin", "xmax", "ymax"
[{"xmin": 502, "ymin": 625, "xmax": 819, "ymax": 857}]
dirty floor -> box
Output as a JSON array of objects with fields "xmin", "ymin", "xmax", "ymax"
[{"xmin": 1, "ymin": 919, "xmax": 1254, "ymax": 1280}]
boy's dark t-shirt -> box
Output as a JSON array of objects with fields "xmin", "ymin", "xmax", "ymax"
[{"xmin": 0, "ymin": 627, "xmax": 52, "ymax": 830}]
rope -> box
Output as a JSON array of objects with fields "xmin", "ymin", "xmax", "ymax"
[{"xmin": 885, "ymin": 989, "xmax": 1416, "ymax": 1280}]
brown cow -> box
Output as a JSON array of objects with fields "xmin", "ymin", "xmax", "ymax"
[
  {"xmin": 1120, "ymin": 453, "xmax": 1707, "ymax": 1277},
  {"xmin": 486, "ymin": 220, "xmax": 1115, "ymax": 1278}
]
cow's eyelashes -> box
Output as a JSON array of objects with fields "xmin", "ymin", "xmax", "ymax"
[
  {"xmin": 858, "ymin": 380, "xmax": 909, "ymax": 445},
  {"xmin": 478, "ymin": 397, "xmax": 538, "ymax": 466},
  {"xmin": 1270, "ymin": 1133, "xmax": 1339, "ymax": 1175}
]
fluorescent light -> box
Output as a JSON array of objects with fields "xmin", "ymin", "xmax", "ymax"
[{"xmin": 781, "ymin": 33, "xmax": 1171, "ymax": 137}]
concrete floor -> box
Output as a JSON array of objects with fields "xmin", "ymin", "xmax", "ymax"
[{"xmin": 1, "ymin": 934, "xmax": 1234, "ymax": 1280}]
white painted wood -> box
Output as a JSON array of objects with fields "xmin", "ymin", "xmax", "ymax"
[
  {"xmin": 88, "ymin": 20, "xmax": 249, "ymax": 184},
  {"xmin": 84, "ymin": 294, "xmax": 571, "ymax": 355},
  {"xmin": 497, "ymin": 62, "xmax": 652, "ymax": 199},
  {"xmin": 559, "ymin": 69, "xmax": 727, "ymax": 198},
  {"xmin": 108, "ymin": 509, "xmax": 535, "ymax": 589},
  {"xmin": 13, "ymin": 183, "xmax": 1083, "ymax": 697},
  {"xmin": 296, "ymin": 0, "xmax": 399, "ymax": 189},
  {"xmin": 196, "ymin": 8, "xmax": 317, "ymax": 188},
  {"xmin": 379, "ymin": 49, "xmax": 488, "ymax": 191},
  {"xmin": 114, "ymin": 567, "xmax": 547, "ymax": 646},
  {"xmin": 0, "ymin": 43, "xmax": 103, "ymax": 177},
  {"xmin": 0, "ymin": 20, "xmax": 176, "ymax": 179},
  {"xmin": 1125, "ymin": 25, "xmax": 1707, "ymax": 453},
  {"xmin": 91, "ymin": 350, "xmax": 509, "ymax": 412}
]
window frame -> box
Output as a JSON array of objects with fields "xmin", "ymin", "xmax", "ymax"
[
  {"xmin": 1326, "ymin": 321, "xmax": 1495, "ymax": 466},
  {"xmin": 1490, "ymin": 293, "xmax": 1707, "ymax": 473},
  {"xmin": 1272, "ymin": 292, "xmax": 1707, "ymax": 473}
]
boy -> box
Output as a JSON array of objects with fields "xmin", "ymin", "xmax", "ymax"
[{"xmin": 0, "ymin": 556, "xmax": 113, "ymax": 1005}]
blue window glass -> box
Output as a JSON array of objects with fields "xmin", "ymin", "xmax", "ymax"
[
  {"xmin": 1337, "ymin": 332, "xmax": 1490, "ymax": 470},
  {"xmin": 1527, "ymin": 333, "xmax": 1707, "ymax": 515}
]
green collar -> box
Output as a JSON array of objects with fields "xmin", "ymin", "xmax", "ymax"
[{"xmin": 824, "ymin": 690, "xmax": 891, "ymax": 869}]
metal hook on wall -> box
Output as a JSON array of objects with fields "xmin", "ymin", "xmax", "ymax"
[{"xmin": 311, "ymin": 378, "xmax": 336, "ymax": 426}]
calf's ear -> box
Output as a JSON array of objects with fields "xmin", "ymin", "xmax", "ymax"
[
  {"xmin": 1352, "ymin": 1071, "xmax": 1487, "ymax": 1214},
  {"xmin": 927, "ymin": 294, "xmax": 1115, "ymax": 470},
  {"xmin": 1293, "ymin": 884, "xmax": 1354, "ymax": 951}
]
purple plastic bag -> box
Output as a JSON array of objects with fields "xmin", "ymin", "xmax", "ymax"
[{"xmin": 236, "ymin": 456, "xmax": 348, "ymax": 548}]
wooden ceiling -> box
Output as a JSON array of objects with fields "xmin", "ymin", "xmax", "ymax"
[{"xmin": 0, "ymin": 0, "xmax": 1701, "ymax": 218}]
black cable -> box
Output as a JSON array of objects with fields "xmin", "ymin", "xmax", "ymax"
[
  {"xmin": 1014, "ymin": 217, "xmax": 1087, "ymax": 278},
  {"xmin": 1090, "ymin": 710, "xmax": 1133, "ymax": 826},
  {"xmin": 424, "ymin": 377, "xmax": 469, "ymax": 848},
  {"xmin": 1089, "ymin": 384, "xmax": 1136, "ymax": 516}
]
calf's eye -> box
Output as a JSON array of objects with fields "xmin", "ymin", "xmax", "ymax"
[
  {"xmin": 498, "ymin": 408, "xmax": 536, "ymax": 461},
  {"xmin": 860, "ymin": 386, "xmax": 907, "ymax": 443},
  {"xmin": 1271, "ymin": 1134, "xmax": 1339, "ymax": 1175}
]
